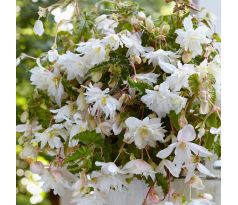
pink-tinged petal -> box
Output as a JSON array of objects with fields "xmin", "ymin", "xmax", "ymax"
[
  {"xmin": 156, "ymin": 143, "xmax": 176, "ymax": 159},
  {"xmin": 189, "ymin": 143, "xmax": 213, "ymax": 157},
  {"xmin": 197, "ymin": 163, "xmax": 215, "ymax": 177},
  {"xmin": 177, "ymin": 124, "xmax": 196, "ymax": 142}
]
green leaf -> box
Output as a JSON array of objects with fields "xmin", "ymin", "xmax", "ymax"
[
  {"xmin": 205, "ymin": 113, "xmax": 218, "ymax": 128},
  {"xmin": 156, "ymin": 173, "xmax": 169, "ymax": 195},
  {"xmin": 127, "ymin": 77, "xmax": 153, "ymax": 95},
  {"xmin": 72, "ymin": 130, "xmax": 104, "ymax": 147},
  {"xmin": 169, "ymin": 110, "xmax": 180, "ymax": 130},
  {"xmin": 188, "ymin": 73, "xmax": 200, "ymax": 95},
  {"xmin": 64, "ymin": 146, "xmax": 92, "ymax": 163}
]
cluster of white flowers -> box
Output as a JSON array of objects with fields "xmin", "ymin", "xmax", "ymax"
[{"xmin": 17, "ymin": 2, "xmax": 221, "ymax": 205}]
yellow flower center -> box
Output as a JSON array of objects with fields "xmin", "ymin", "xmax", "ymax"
[
  {"xmin": 179, "ymin": 141, "xmax": 187, "ymax": 149},
  {"xmin": 101, "ymin": 96, "xmax": 107, "ymax": 105},
  {"xmin": 138, "ymin": 126, "xmax": 150, "ymax": 138}
]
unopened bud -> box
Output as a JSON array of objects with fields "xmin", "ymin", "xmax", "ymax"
[
  {"xmin": 137, "ymin": 11, "xmax": 146, "ymax": 20},
  {"xmin": 145, "ymin": 16, "xmax": 155, "ymax": 32},
  {"xmin": 161, "ymin": 24, "xmax": 170, "ymax": 34},
  {"xmin": 91, "ymin": 71, "xmax": 102, "ymax": 82},
  {"xmin": 182, "ymin": 51, "xmax": 192, "ymax": 63}
]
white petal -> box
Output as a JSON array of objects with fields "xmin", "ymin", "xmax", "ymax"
[
  {"xmin": 183, "ymin": 16, "xmax": 193, "ymax": 31},
  {"xmin": 34, "ymin": 20, "xmax": 44, "ymax": 36},
  {"xmin": 177, "ymin": 124, "xmax": 196, "ymax": 142},
  {"xmin": 156, "ymin": 143, "xmax": 176, "ymax": 159},
  {"xmin": 197, "ymin": 163, "xmax": 215, "ymax": 177},
  {"xmin": 164, "ymin": 160, "xmax": 180, "ymax": 178},
  {"xmin": 189, "ymin": 143, "xmax": 213, "ymax": 157},
  {"xmin": 125, "ymin": 117, "xmax": 141, "ymax": 128},
  {"xmin": 159, "ymin": 62, "xmax": 177, "ymax": 74}
]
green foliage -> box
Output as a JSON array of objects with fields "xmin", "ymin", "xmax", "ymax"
[
  {"xmin": 156, "ymin": 173, "xmax": 169, "ymax": 195},
  {"xmin": 188, "ymin": 73, "xmax": 200, "ymax": 95},
  {"xmin": 169, "ymin": 110, "xmax": 180, "ymax": 130},
  {"xmin": 72, "ymin": 130, "xmax": 104, "ymax": 147},
  {"xmin": 127, "ymin": 76, "xmax": 153, "ymax": 95}
]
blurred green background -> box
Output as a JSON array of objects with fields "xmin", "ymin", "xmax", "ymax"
[{"xmin": 16, "ymin": 0, "xmax": 172, "ymax": 204}]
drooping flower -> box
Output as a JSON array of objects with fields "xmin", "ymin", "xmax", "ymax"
[
  {"xmin": 143, "ymin": 49, "xmax": 179, "ymax": 74},
  {"xmin": 16, "ymin": 120, "xmax": 42, "ymax": 137},
  {"xmin": 95, "ymin": 14, "xmax": 118, "ymax": 35},
  {"xmin": 120, "ymin": 31, "xmax": 153, "ymax": 58},
  {"xmin": 124, "ymin": 116, "xmax": 166, "ymax": 149},
  {"xmin": 184, "ymin": 159, "xmax": 215, "ymax": 183},
  {"xmin": 102, "ymin": 34, "xmax": 123, "ymax": 51},
  {"xmin": 72, "ymin": 190, "xmax": 106, "ymax": 205},
  {"xmin": 157, "ymin": 124, "xmax": 212, "ymax": 173},
  {"xmin": 57, "ymin": 51, "xmax": 88, "ymax": 82},
  {"xmin": 89, "ymin": 162, "xmax": 126, "ymax": 192},
  {"xmin": 141, "ymin": 84, "xmax": 187, "ymax": 118},
  {"xmin": 32, "ymin": 124, "xmax": 68, "ymax": 149},
  {"xmin": 163, "ymin": 62, "xmax": 195, "ymax": 91},
  {"xmin": 84, "ymin": 83, "xmax": 121, "ymax": 118},
  {"xmin": 175, "ymin": 16, "xmax": 211, "ymax": 58},
  {"xmin": 30, "ymin": 66, "xmax": 65, "ymax": 106},
  {"xmin": 122, "ymin": 159, "xmax": 155, "ymax": 180},
  {"xmin": 33, "ymin": 19, "xmax": 44, "ymax": 36},
  {"xmin": 37, "ymin": 166, "xmax": 77, "ymax": 196},
  {"xmin": 76, "ymin": 39, "xmax": 107, "ymax": 68}
]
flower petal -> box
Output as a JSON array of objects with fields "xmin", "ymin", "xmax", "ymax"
[
  {"xmin": 156, "ymin": 143, "xmax": 176, "ymax": 159},
  {"xmin": 197, "ymin": 163, "xmax": 215, "ymax": 177},
  {"xmin": 189, "ymin": 143, "xmax": 213, "ymax": 157},
  {"xmin": 177, "ymin": 124, "xmax": 196, "ymax": 142}
]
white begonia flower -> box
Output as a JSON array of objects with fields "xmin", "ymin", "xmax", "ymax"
[
  {"xmin": 33, "ymin": 20, "xmax": 44, "ymax": 36},
  {"xmin": 120, "ymin": 31, "xmax": 153, "ymax": 58},
  {"xmin": 16, "ymin": 120, "xmax": 42, "ymax": 137},
  {"xmin": 95, "ymin": 14, "xmax": 118, "ymax": 35},
  {"xmin": 30, "ymin": 66, "xmax": 65, "ymax": 106},
  {"xmin": 32, "ymin": 124, "xmax": 67, "ymax": 149},
  {"xmin": 175, "ymin": 15, "xmax": 211, "ymax": 58},
  {"xmin": 76, "ymin": 39, "xmax": 107, "ymax": 68},
  {"xmin": 122, "ymin": 159, "xmax": 156, "ymax": 180},
  {"xmin": 72, "ymin": 190, "xmax": 106, "ymax": 205},
  {"xmin": 124, "ymin": 116, "xmax": 166, "ymax": 149},
  {"xmin": 163, "ymin": 62, "xmax": 195, "ymax": 91},
  {"xmin": 134, "ymin": 73, "xmax": 159, "ymax": 85},
  {"xmin": 84, "ymin": 83, "xmax": 120, "ymax": 119},
  {"xmin": 95, "ymin": 162, "xmax": 124, "ymax": 175},
  {"xmin": 102, "ymin": 34, "xmax": 123, "ymax": 51},
  {"xmin": 91, "ymin": 171, "xmax": 126, "ymax": 192},
  {"xmin": 38, "ymin": 166, "xmax": 77, "ymax": 196},
  {"xmin": 141, "ymin": 84, "xmax": 187, "ymax": 118},
  {"xmin": 48, "ymin": 49, "xmax": 59, "ymax": 62},
  {"xmin": 157, "ymin": 124, "xmax": 212, "ymax": 173},
  {"xmin": 184, "ymin": 161, "xmax": 215, "ymax": 183},
  {"xmin": 156, "ymin": 159, "xmax": 180, "ymax": 178},
  {"xmin": 20, "ymin": 143, "xmax": 37, "ymax": 159},
  {"xmin": 50, "ymin": 103, "xmax": 75, "ymax": 123},
  {"xmin": 57, "ymin": 51, "xmax": 88, "ymax": 82},
  {"xmin": 210, "ymin": 126, "xmax": 221, "ymax": 142},
  {"xmin": 51, "ymin": 4, "xmax": 74, "ymax": 23},
  {"xmin": 143, "ymin": 49, "xmax": 179, "ymax": 74}
]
